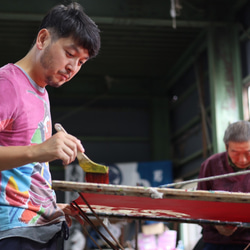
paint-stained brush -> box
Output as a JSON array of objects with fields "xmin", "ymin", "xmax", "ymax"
[{"xmin": 54, "ymin": 123, "xmax": 109, "ymax": 184}]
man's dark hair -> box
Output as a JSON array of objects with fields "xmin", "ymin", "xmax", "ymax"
[
  {"xmin": 223, "ymin": 120, "xmax": 250, "ymax": 145},
  {"xmin": 38, "ymin": 2, "xmax": 100, "ymax": 58}
]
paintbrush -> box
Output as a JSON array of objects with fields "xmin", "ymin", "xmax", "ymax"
[{"xmin": 54, "ymin": 123, "xmax": 109, "ymax": 184}]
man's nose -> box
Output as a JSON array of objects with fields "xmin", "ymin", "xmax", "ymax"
[
  {"xmin": 66, "ymin": 60, "xmax": 78, "ymax": 73},
  {"xmin": 238, "ymin": 154, "xmax": 248, "ymax": 163}
]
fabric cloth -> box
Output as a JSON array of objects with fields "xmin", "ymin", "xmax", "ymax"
[
  {"xmin": 0, "ymin": 222, "xmax": 62, "ymax": 244},
  {"xmin": 0, "ymin": 64, "xmax": 65, "ymax": 243},
  {"xmin": 0, "ymin": 221, "xmax": 69, "ymax": 250},
  {"xmin": 203, "ymin": 243, "xmax": 248, "ymax": 250},
  {"xmin": 197, "ymin": 152, "xmax": 250, "ymax": 245}
]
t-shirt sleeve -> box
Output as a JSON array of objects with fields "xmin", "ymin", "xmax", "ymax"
[{"xmin": 0, "ymin": 78, "xmax": 18, "ymax": 132}]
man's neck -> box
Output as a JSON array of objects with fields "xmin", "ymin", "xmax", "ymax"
[{"xmin": 228, "ymin": 155, "xmax": 250, "ymax": 172}]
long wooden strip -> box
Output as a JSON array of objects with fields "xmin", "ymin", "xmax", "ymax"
[{"xmin": 52, "ymin": 180, "xmax": 250, "ymax": 203}]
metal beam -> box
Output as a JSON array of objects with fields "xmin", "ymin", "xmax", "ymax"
[
  {"xmin": 0, "ymin": 13, "xmax": 43, "ymax": 21},
  {"xmin": 151, "ymin": 97, "xmax": 171, "ymax": 160},
  {"xmin": 159, "ymin": 29, "xmax": 207, "ymax": 93},
  {"xmin": 0, "ymin": 12, "xmax": 228, "ymax": 28},
  {"xmin": 232, "ymin": 0, "xmax": 249, "ymax": 12},
  {"xmin": 208, "ymin": 24, "xmax": 243, "ymax": 153}
]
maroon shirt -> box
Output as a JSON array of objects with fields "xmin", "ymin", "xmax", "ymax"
[{"xmin": 197, "ymin": 152, "xmax": 250, "ymax": 245}]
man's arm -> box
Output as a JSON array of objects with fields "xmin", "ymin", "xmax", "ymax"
[{"xmin": 0, "ymin": 131, "xmax": 84, "ymax": 171}]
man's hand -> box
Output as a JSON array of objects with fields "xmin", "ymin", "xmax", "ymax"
[
  {"xmin": 57, "ymin": 203, "xmax": 84, "ymax": 227},
  {"xmin": 214, "ymin": 225, "xmax": 237, "ymax": 236},
  {"xmin": 0, "ymin": 129, "xmax": 84, "ymax": 171},
  {"xmin": 32, "ymin": 131, "xmax": 84, "ymax": 165}
]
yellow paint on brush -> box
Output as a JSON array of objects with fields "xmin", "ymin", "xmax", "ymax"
[
  {"xmin": 54, "ymin": 123, "xmax": 109, "ymax": 174},
  {"xmin": 77, "ymin": 151, "xmax": 109, "ymax": 173}
]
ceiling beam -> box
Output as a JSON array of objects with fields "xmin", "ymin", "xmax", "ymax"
[
  {"xmin": 0, "ymin": 13, "xmax": 42, "ymax": 21},
  {"xmin": 92, "ymin": 17, "xmax": 227, "ymax": 28},
  {"xmin": 0, "ymin": 12, "xmax": 227, "ymax": 28},
  {"xmin": 233, "ymin": 0, "xmax": 249, "ymax": 12}
]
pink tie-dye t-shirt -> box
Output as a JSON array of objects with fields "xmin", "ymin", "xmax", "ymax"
[{"xmin": 0, "ymin": 64, "xmax": 64, "ymax": 231}]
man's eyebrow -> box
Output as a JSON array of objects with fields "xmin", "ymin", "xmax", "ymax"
[
  {"xmin": 67, "ymin": 44, "xmax": 79, "ymax": 52},
  {"xmin": 67, "ymin": 44, "xmax": 89, "ymax": 60}
]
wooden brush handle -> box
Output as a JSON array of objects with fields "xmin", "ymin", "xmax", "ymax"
[
  {"xmin": 54, "ymin": 123, "xmax": 84, "ymax": 157},
  {"xmin": 54, "ymin": 123, "xmax": 109, "ymax": 184},
  {"xmin": 54, "ymin": 123, "xmax": 87, "ymax": 156},
  {"xmin": 54, "ymin": 123, "xmax": 68, "ymax": 135}
]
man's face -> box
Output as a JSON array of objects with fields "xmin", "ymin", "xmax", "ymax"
[
  {"xmin": 227, "ymin": 141, "xmax": 250, "ymax": 169},
  {"xmin": 39, "ymin": 35, "xmax": 89, "ymax": 88}
]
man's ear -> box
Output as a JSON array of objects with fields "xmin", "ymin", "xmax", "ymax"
[{"xmin": 36, "ymin": 29, "xmax": 50, "ymax": 50}]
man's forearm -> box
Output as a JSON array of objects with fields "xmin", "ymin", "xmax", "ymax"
[{"xmin": 0, "ymin": 145, "xmax": 35, "ymax": 170}]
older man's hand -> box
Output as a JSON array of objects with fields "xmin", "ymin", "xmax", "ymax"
[
  {"xmin": 57, "ymin": 203, "xmax": 84, "ymax": 227},
  {"xmin": 214, "ymin": 225, "xmax": 237, "ymax": 236}
]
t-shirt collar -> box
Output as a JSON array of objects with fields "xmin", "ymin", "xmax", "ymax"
[{"xmin": 14, "ymin": 64, "xmax": 45, "ymax": 93}]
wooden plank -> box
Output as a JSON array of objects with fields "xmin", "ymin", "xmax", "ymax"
[{"xmin": 52, "ymin": 180, "xmax": 250, "ymax": 225}]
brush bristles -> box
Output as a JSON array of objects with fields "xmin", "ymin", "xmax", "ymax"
[{"xmin": 85, "ymin": 172, "xmax": 109, "ymax": 184}]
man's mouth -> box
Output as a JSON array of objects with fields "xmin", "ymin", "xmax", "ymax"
[
  {"xmin": 59, "ymin": 72, "xmax": 71, "ymax": 81},
  {"xmin": 236, "ymin": 164, "xmax": 249, "ymax": 169}
]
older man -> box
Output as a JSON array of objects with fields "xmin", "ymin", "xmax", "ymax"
[{"xmin": 197, "ymin": 120, "xmax": 250, "ymax": 250}]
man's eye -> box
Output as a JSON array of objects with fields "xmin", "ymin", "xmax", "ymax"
[
  {"xmin": 66, "ymin": 51, "xmax": 73, "ymax": 57},
  {"xmin": 231, "ymin": 152, "xmax": 238, "ymax": 155}
]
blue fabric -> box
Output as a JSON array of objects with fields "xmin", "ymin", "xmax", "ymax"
[
  {"xmin": 137, "ymin": 160, "xmax": 173, "ymax": 187},
  {"xmin": 203, "ymin": 243, "xmax": 248, "ymax": 250}
]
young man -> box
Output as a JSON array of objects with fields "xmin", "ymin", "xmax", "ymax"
[
  {"xmin": 197, "ymin": 120, "xmax": 250, "ymax": 250},
  {"xmin": 0, "ymin": 2, "xmax": 100, "ymax": 249}
]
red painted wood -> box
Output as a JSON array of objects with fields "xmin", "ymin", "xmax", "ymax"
[{"xmin": 75, "ymin": 193, "xmax": 250, "ymax": 223}]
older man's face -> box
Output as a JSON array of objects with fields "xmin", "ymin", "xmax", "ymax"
[{"xmin": 227, "ymin": 141, "xmax": 250, "ymax": 169}]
